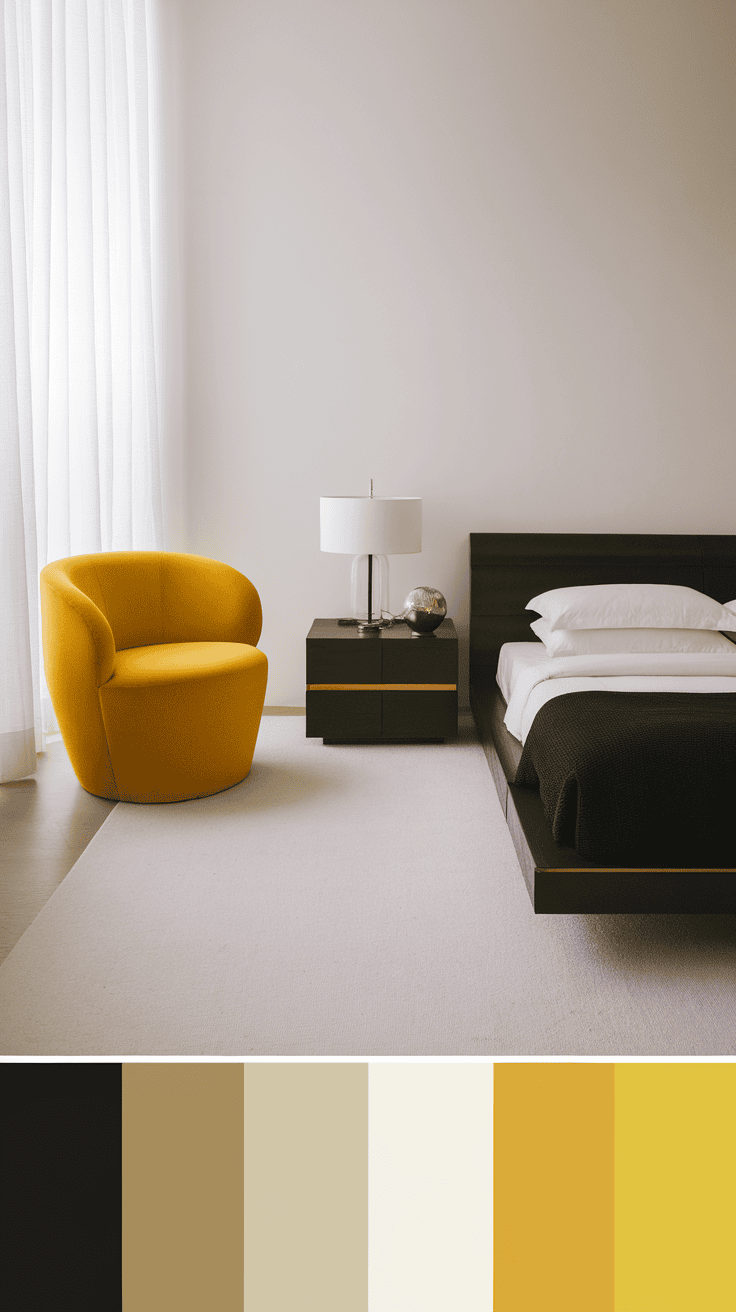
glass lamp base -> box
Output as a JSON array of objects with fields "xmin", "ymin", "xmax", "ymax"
[{"xmin": 351, "ymin": 554, "xmax": 388, "ymax": 626}]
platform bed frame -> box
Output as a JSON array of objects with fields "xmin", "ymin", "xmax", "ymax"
[{"xmin": 469, "ymin": 533, "xmax": 736, "ymax": 913}]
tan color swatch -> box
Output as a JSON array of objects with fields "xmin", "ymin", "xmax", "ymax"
[
  {"xmin": 243, "ymin": 1063, "xmax": 368, "ymax": 1312},
  {"xmin": 122, "ymin": 1063, "xmax": 244, "ymax": 1311}
]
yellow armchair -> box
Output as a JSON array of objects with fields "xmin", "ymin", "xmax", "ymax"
[{"xmin": 40, "ymin": 552, "xmax": 268, "ymax": 803}]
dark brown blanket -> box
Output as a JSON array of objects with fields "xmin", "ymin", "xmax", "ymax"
[{"xmin": 515, "ymin": 691, "xmax": 736, "ymax": 864}]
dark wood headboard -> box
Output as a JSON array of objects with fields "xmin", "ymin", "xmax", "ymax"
[{"xmin": 470, "ymin": 533, "xmax": 736, "ymax": 676}]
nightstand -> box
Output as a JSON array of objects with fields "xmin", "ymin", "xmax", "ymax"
[{"xmin": 306, "ymin": 618, "xmax": 458, "ymax": 742}]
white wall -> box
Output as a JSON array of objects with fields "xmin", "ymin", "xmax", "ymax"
[{"xmin": 160, "ymin": 0, "xmax": 736, "ymax": 706}]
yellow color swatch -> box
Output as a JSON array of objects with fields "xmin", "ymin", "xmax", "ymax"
[
  {"xmin": 614, "ymin": 1063, "xmax": 736, "ymax": 1312},
  {"xmin": 494, "ymin": 1063, "xmax": 614, "ymax": 1312}
]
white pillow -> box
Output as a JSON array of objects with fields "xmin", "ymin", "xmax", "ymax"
[
  {"xmin": 530, "ymin": 616, "xmax": 736, "ymax": 656},
  {"xmin": 526, "ymin": 583, "xmax": 736, "ymax": 632}
]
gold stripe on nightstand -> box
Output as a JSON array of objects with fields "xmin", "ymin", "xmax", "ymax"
[{"xmin": 307, "ymin": 683, "xmax": 457, "ymax": 691}]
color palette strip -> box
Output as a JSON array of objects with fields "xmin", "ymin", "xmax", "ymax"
[
  {"xmin": 494, "ymin": 1063, "xmax": 736, "ymax": 1312},
  {"xmin": 4, "ymin": 1061, "xmax": 734, "ymax": 1310}
]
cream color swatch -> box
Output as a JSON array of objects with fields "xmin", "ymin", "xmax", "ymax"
[{"xmin": 368, "ymin": 1062, "xmax": 493, "ymax": 1311}]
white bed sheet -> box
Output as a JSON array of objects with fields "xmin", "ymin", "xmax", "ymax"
[{"xmin": 497, "ymin": 642, "xmax": 736, "ymax": 744}]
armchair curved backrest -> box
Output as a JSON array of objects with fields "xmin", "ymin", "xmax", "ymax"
[
  {"xmin": 42, "ymin": 551, "xmax": 262, "ymax": 652},
  {"xmin": 40, "ymin": 552, "xmax": 263, "ymax": 799}
]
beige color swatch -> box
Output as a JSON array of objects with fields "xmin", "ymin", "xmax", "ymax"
[{"xmin": 243, "ymin": 1063, "xmax": 368, "ymax": 1312}]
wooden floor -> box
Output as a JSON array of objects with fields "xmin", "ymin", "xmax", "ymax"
[{"xmin": 0, "ymin": 739, "xmax": 117, "ymax": 965}]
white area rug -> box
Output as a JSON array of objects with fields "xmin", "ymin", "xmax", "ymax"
[{"xmin": 1, "ymin": 717, "xmax": 734, "ymax": 1056}]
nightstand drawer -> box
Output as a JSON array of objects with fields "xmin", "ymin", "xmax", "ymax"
[
  {"xmin": 382, "ymin": 691, "xmax": 457, "ymax": 740},
  {"xmin": 382, "ymin": 639, "xmax": 457, "ymax": 683},
  {"xmin": 307, "ymin": 639, "xmax": 382, "ymax": 684},
  {"xmin": 306, "ymin": 690, "xmax": 381, "ymax": 739}
]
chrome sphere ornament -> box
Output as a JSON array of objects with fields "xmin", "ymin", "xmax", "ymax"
[{"xmin": 402, "ymin": 587, "xmax": 447, "ymax": 634}]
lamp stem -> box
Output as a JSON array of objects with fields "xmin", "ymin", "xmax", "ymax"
[{"xmin": 368, "ymin": 478, "xmax": 374, "ymax": 622}]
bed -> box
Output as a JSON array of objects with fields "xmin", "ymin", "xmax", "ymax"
[{"xmin": 469, "ymin": 533, "xmax": 736, "ymax": 913}]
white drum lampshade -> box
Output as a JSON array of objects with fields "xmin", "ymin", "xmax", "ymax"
[
  {"xmin": 320, "ymin": 494, "xmax": 422, "ymax": 628},
  {"xmin": 320, "ymin": 496, "xmax": 422, "ymax": 555}
]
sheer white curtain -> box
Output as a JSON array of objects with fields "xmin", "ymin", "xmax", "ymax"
[{"xmin": 1, "ymin": 0, "xmax": 163, "ymax": 781}]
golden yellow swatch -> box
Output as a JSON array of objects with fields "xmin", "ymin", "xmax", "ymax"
[
  {"xmin": 614, "ymin": 1063, "xmax": 736, "ymax": 1312},
  {"xmin": 494, "ymin": 1062, "xmax": 614, "ymax": 1312},
  {"xmin": 122, "ymin": 1063, "xmax": 244, "ymax": 1311}
]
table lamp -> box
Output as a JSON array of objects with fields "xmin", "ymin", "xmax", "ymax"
[{"xmin": 320, "ymin": 482, "xmax": 422, "ymax": 630}]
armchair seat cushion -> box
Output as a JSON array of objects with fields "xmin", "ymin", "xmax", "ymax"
[
  {"xmin": 99, "ymin": 641, "xmax": 268, "ymax": 804},
  {"xmin": 109, "ymin": 641, "xmax": 264, "ymax": 688}
]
